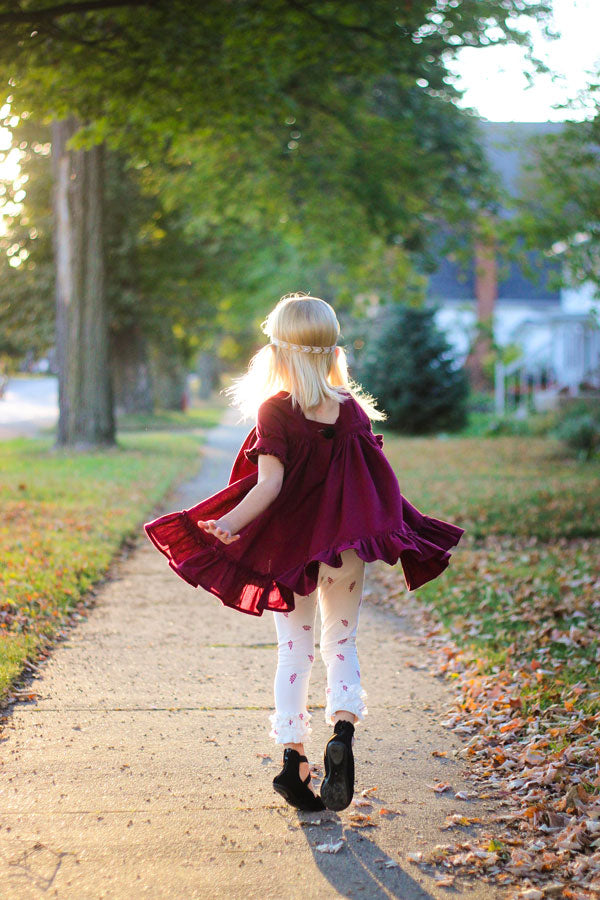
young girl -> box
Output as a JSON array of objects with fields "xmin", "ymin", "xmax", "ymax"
[{"xmin": 144, "ymin": 293, "xmax": 464, "ymax": 813}]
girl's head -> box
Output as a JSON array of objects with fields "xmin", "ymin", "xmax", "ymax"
[
  {"xmin": 267, "ymin": 293, "xmax": 339, "ymax": 353},
  {"xmin": 225, "ymin": 292, "xmax": 385, "ymax": 421}
]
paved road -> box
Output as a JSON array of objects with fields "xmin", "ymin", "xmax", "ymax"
[
  {"xmin": 0, "ymin": 409, "xmax": 503, "ymax": 899},
  {"xmin": 0, "ymin": 376, "xmax": 58, "ymax": 438}
]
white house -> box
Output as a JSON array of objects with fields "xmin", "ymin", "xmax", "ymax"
[{"xmin": 427, "ymin": 121, "xmax": 600, "ymax": 410}]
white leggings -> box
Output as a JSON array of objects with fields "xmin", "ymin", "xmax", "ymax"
[{"xmin": 269, "ymin": 548, "xmax": 368, "ymax": 745}]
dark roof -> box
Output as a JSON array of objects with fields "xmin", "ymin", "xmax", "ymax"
[
  {"xmin": 427, "ymin": 254, "xmax": 473, "ymax": 302},
  {"xmin": 427, "ymin": 121, "xmax": 564, "ymax": 304},
  {"xmin": 479, "ymin": 121, "xmax": 565, "ymax": 204}
]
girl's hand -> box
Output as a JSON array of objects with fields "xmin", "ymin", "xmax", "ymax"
[{"xmin": 197, "ymin": 517, "xmax": 240, "ymax": 544}]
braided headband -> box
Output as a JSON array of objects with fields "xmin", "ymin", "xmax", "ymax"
[{"xmin": 270, "ymin": 336, "xmax": 336, "ymax": 354}]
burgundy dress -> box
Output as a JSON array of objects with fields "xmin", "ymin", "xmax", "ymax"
[{"xmin": 144, "ymin": 390, "xmax": 465, "ymax": 617}]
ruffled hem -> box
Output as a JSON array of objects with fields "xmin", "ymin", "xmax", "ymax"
[
  {"xmin": 269, "ymin": 710, "xmax": 313, "ymax": 744},
  {"xmin": 144, "ymin": 498, "xmax": 465, "ymax": 617},
  {"xmin": 277, "ymin": 515, "xmax": 465, "ymax": 596},
  {"xmin": 144, "ymin": 505, "xmax": 295, "ymax": 617},
  {"xmin": 325, "ymin": 683, "xmax": 368, "ymax": 726}
]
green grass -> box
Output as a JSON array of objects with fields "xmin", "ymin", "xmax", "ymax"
[
  {"xmin": 38, "ymin": 404, "xmax": 226, "ymax": 436},
  {"xmin": 377, "ymin": 433, "xmax": 600, "ymax": 711},
  {"xmin": 116, "ymin": 405, "xmax": 225, "ymax": 431},
  {"xmin": 0, "ymin": 407, "xmax": 223, "ymax": 703},
  {"xmin": 381, "ymin": 433, "xmax": 600, "ymax": 539}
]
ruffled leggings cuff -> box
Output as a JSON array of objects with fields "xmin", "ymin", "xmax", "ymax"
[
  {"xmin": 325, "ymin": 683, "xmax": 368, "ymax": 726},
  {"xmin": 269, "ymin": 710, "xmax": 313, "ymax": 744}
]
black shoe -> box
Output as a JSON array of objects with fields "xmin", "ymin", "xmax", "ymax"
[
  {"xmin": 272, "ymin": 748, "xmax": 326, "ymax": 812},
  {"xmin": 320, "ymin": 719, "xmax": 355, "ymax": 811}
]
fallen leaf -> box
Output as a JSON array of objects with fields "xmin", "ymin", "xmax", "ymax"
[
  {"xmin": 427, "ymin": 781, "xmax": 451, "ymax": 793},
  {"xmin": 348, "ymin": 813, "xmax": 378, "ymax": 828},
  {"xmin": 316, "ymin": 839, "xmax": 345, "ymax": 854},
  {"xmin": 361, "ymin": 785, "xmax": 379, "ymax": 797},
  {"xmin": 441, "ymin": 814, "xmax": 482, "ymax": 829}
]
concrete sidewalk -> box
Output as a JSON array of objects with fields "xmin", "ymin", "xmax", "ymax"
[{"xmin": 0, "ymin": 411, "xmax": 503, "ymax": 899}]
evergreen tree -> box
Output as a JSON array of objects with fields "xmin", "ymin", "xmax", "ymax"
[{"xmin": 357, "ymin": 305, "xmax": 469, "ymax": 434}]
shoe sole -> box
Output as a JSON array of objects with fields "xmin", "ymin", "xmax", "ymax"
[
  {"xmin": 321, "ymin": 740, "xmax": 353, "ymax": 811},
  {"xmin": 272, "ymin": 781, "xmax": 325, "ymax": 812}
]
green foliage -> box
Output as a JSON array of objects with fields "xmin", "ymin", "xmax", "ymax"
[
  {"xmin": 481, "ymin": 340, "xmax": 524, "ymax": 384},
  {"xmin": 137, "ymin": 81, "xmax": 497, "ymax": 351},
  {"xmin": 553, "ymin": 410, "xmax": 600, "ymax": 461},
  {"xmin": 463, "ymin": 401, "xmax": 600, "ymax": 448},
  {"xmin": 0, "ymin": 120, "xmax": 54, "ymax": 363},
  {"xmin": 467, "ymin": 391, "xmax": 496, "ymax": 414},
  {"xmin": 454, "ymin": 409, "xmax": 558, "ymax": 438},
  {"xmin": 0, "ymin": 1, "xmax": 553, "ymax": 144},
  {"xmin": 483, "ymin": 415, "xmax": 542, "ymax": 437},
  {"xmin": 510, "ymin": 92, "xmax": 600, "ymax": 290},
  {"xmin": 0, "ymin": 0, "xmax": 555, "ymax": 369},
  {"xmin": 356, "ymin": 304, "xmax": 470, "ymax": 434},
  {"xmin": 0, "ymin": 118, "xmax": 218, "ymax": 367}
]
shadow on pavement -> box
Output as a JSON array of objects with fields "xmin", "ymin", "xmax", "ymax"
[{"xmin": 288, "ymin": 809, "xmax": 437, "ymax": 899}]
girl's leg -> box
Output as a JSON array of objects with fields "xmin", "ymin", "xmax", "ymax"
[
  {"xmin": 271, "ymin": 590, "xmax": 318, "ymax": 784},
  {"xmin": 318, "ymin": 548, "xmax": 367, "ymax": 728}
]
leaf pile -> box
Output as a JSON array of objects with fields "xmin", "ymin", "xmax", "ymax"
[
  {"xmin": 369, "ymin": 540, "xmax": 600, "ymax": 898},
  {"xmin": 368, "ymin": 431, "xmax": 600, "ymax": 898}
]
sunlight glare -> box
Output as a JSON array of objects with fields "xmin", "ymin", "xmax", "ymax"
[{"xmin": 448, "ymin": 0, "xmax": 600, "ymax": 121}]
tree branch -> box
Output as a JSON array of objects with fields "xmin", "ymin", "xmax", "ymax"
[
  {"xmin": 0, "ymin": 0, "xmax": 155, "ymax": 24},
  {"xmin": 283, "ymin": 0, "xmax": 384, "ymax": 41}
]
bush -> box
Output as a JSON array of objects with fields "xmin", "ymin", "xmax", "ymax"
[
  {"xmin": 554, "ymin": 413, "xmax": 600, "ymax": 461},
  {"xmin": 483, "ymin": 416, "xmax": 534, "ymax": 437},
  {"xmin": 481, "ymin": 411, "xmax": 557, "ymax": 438},
  {"xmin": 468, "ymin": 391, "xmax": 495, "ymax": 414},
  {"xmin": 356, "ymin": 304, "xmax": 469, "ymax": 434}
]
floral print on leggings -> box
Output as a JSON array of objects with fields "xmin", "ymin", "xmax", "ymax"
[{"xmin": 269, "ymin": 548, "xmax": 368, "ymax": 744}]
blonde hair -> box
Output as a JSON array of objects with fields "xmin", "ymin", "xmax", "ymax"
[{"xmin": 224, "ymin": 292, "xmax": 386, "ymax": 422}]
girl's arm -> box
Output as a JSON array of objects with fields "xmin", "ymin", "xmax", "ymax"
[{"xmin": 197, "ymin": 453, "xmax": 285, "ymax": 544}]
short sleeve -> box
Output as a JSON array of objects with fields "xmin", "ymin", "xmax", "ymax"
[
  {"xmin": 244, "ymin": 400, "xmax": 288, "ymax": 467},
  {"xmin": 360, "ymin": 403, "xmax": 384, "ymax": 450}
]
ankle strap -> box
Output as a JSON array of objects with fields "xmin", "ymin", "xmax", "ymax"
[{"xmin": 284, "ymin": 748, "xmax": 308, "ymax": 764}]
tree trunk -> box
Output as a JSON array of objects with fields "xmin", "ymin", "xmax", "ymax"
[
  {"xmin": 196, "ymin": 351, "xmax": 221, "ymax": 399},
  {"xmin": 110, "ymin": 323, "xmax": 154, "ymax": 414},
  {"xmin": 465, "ymin": 224, "xmax": 498, "ymax": 393},
  {"xmin": 148, "ymin": 341, "xmax": 187, "ymax": 410},
  {"xmin": 52, "ymin": 117, "xmax": 115, "ymax": 448}
]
